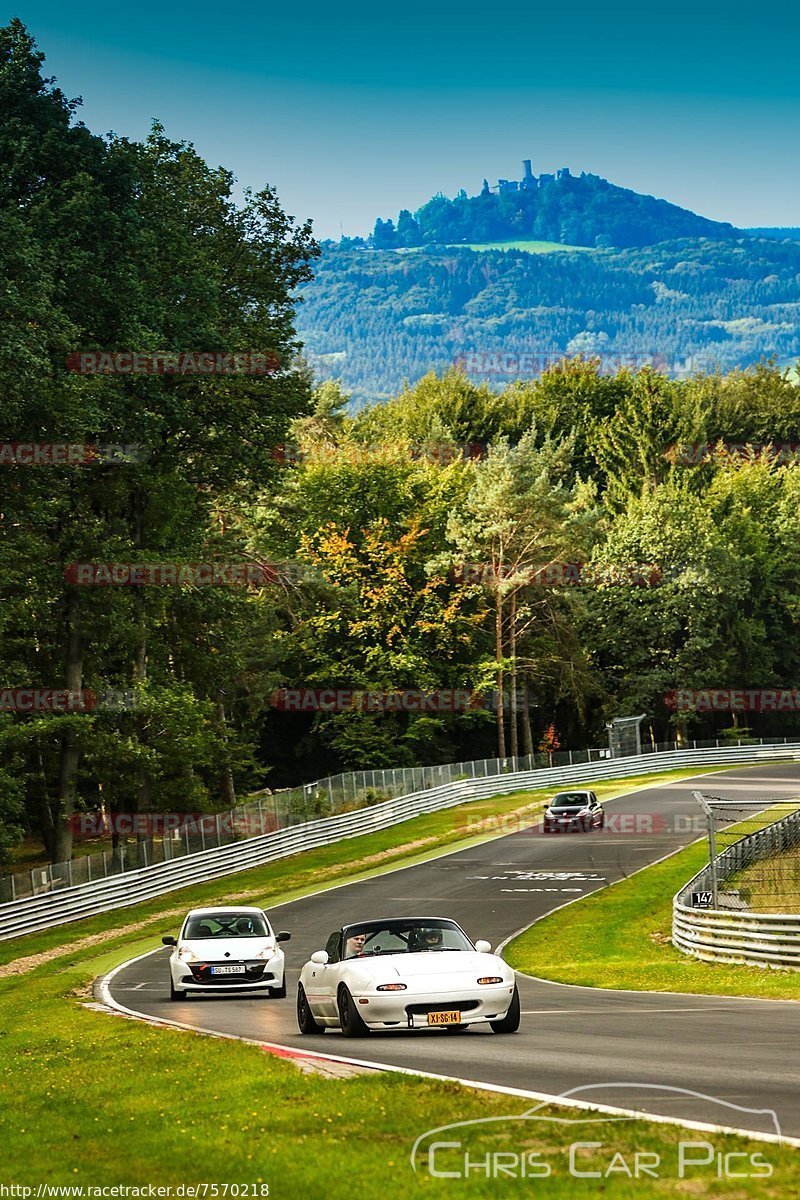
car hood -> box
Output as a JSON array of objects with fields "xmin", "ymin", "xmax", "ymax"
[
  {"xmin": 179, "ymin": 937, "xmax": 275, "ymax": 958},
  {"xmin": 349, "ymin": 950, "xmax": 511, "ymax": 981}
]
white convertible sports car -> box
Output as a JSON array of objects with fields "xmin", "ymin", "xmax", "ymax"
[
  {"xmin": 296, "ymin": 916, "xmax": 520, "ymax": 1037},
  {"xmin": 163, "ymin": 906, "xmax": 291, "ymax": 1000}
]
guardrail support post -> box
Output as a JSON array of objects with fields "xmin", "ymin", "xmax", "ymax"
[{"xmin": 692, "ymin": 790, "xmax": 718, "ymax": 908}]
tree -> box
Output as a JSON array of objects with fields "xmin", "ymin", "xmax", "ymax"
[
  {"xmin": 0, "ymin": 21, "xmax": 318, "ymax": 861},
  {"xmin": 446, "ymin": 432, "xmax": 597, "ymax": 757}
]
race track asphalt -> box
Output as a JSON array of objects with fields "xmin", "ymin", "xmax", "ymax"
[{"xmin": 107, "ymin": 763, "xmax": 800, "ymax": 1139}]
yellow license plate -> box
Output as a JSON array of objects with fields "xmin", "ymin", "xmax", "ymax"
[{"xmin": 427, "ymin": 1010, "xmax": 461, "ymax": 1025}]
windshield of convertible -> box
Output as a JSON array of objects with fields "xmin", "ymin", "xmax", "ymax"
[
  {"xmin": 550, "ymin": 792, "xmax": 590, "ymax": 809},
  {"xmin": 184, "ymin": 913, "xmax": 269, "ymax": 939},
  {"xmin": 341, "ymin": 918, "xmax": 472, "ymax": 959}
]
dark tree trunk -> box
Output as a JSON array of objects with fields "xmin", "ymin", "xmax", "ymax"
[
  {"xmin": 52, "ymin": 589, "xmax": 82, "ymax": 863},
  {"xmin": 509, "ymin": 592, "xmax": 518, "ymax": 759},
  {"xmin": 495, "ymin": 591, "xmax": 505, "ymax": 758},
  {"xmin": 521, "ymin": 682, "xmax": 534, "ymax": 758},
  {"xmin": 217, "ymin": 699, "xmax": 237, "ymax": 807}
]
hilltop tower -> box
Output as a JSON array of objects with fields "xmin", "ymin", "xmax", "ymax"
[{"xmin": 520, "ymin": 158, "xmax": 537, "ymax": 191}]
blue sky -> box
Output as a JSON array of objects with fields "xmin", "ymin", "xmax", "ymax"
[{"xmin": 5, "ymin": 2, "xmax": 800, "ymax": 239}]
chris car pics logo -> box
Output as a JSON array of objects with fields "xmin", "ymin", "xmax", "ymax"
[{"xmin": 411, "ymin": 1084, "xmax": 779, "ymax": 1181}]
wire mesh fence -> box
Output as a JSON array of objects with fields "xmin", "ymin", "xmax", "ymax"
[{"xmin": 690, "ymin": 793, "xmax": 800, "ymax": 913}]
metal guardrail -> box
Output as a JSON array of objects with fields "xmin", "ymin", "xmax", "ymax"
[
  {"xmin": 3, "ymin": 740, "xmax": 799, "ymax": 943},
  {"xmin": 673, "ymin": 807, "xmax": 800, "ymax": 969},
  {"xmin": 1, "ymin": 745, "xmax": 620, "ymax": 905},
  {"xmin": 6, "ymin": 734, "xmax": 798, "ymax": 906}
]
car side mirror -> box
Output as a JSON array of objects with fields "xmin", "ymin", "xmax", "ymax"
[
  {"xmin": 474, "ymin": 940, "xmax": 492, "ymax": 954},
  {"xmin": 310, "ymin": 950, "xmax": 329, "ymax": 965},
  {"xmin": 162, "ymin": 936, "xmax": 176, "ymax": 946},
  {"xmin": 276, "ymin": 931, "xmax": 291, "ymax": 942}
]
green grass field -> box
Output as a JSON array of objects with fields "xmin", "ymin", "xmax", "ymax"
[
  {"xmin": 452, "ymin": 239, "xmax": 591, "ymax": 254},
  {"xmin": 396, "ymin": 238, "xmax": 590, "ymax": 255},
  {"xmin": 3, "ymin": 762, "xmax": 797, "ymax": 1196}
]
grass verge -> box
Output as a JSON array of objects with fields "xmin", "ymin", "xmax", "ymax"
[
  {"xmin": 730, "ymin": 844, "xmax": 800, "ymax": 913},
  {"xmin": 505, "ymin": 832, "xmax": 800, "ymax": 1001}
]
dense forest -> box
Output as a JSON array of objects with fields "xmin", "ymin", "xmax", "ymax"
[
  {"xmin": 3, "ymin": 20, "xmax": 800, "ymax": 871},
  {"xmin": 297, "ymin": 239, "xmax": 800, "ymax": 404},
  {"xmin": 370, "ymin": 171, "xmax": 740, "ymax": 249}
]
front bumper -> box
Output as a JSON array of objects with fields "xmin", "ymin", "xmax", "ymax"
[
  {"xmin": 544, "ymin": 814, "xmax": 590, "ymax": 832},
  {"xmin": 175, "ymin": 959, "xmax": 281, "ymax": 991},
  {"xmin": 354, "ymin": 984, "xmax": 516, "ymax": 1029}
]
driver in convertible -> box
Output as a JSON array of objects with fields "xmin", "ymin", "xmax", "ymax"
[
  {"xmin": 344, "ymin": 931, "xmax": 367, "ymax": 957},
  {"xmin": 411, "ymin": 926, "xmax": 444, "ymax": 951}
]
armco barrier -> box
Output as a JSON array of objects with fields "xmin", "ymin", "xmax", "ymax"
[
  {"xmin": 673, "ymin": 807, "xmax": 800, "ymax": 969},
  {"xmin": 3, "ymin": 741, "xmax": 800, "ymax": 943}
]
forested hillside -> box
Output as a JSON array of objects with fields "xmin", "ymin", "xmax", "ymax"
[
  {"xmin": 3, "ymin": 19, "xmax": 800, "ymax": 872},
  {"xmin": 371, "ymin": 171, "xmax": 740, "ymax": 249},
  {"xmin": 297, "ymin": 239, "xmax": 800, "ymax": 404}
]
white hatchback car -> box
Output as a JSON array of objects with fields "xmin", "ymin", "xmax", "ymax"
[
  {"xmin": 297, "ymin": 916, "xmax": 520, "ymax": 1036},
  {"xmin": 163, "ymin": 906, "xmax": 290, "ymax": 1001}
]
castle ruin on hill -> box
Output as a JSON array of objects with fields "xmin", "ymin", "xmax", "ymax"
[{"xmin": 481, "ymin": 159, "xmax": 572, "ymax": 196}]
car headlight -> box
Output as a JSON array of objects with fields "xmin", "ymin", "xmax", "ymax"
[
  {"xmin": 178, "ymin": 947, "xmax": 199, "ymax": 963},
  {"xmin": 376, "ymin": 983, "xmax": 407, "ymax": 991},
  {"xmin": 477, "ymin": 976, "xmax": 504, "ymax": 985},
  {"xmin": 257, "ymin": 946, "xmax": 276, "ymax": 960}
]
